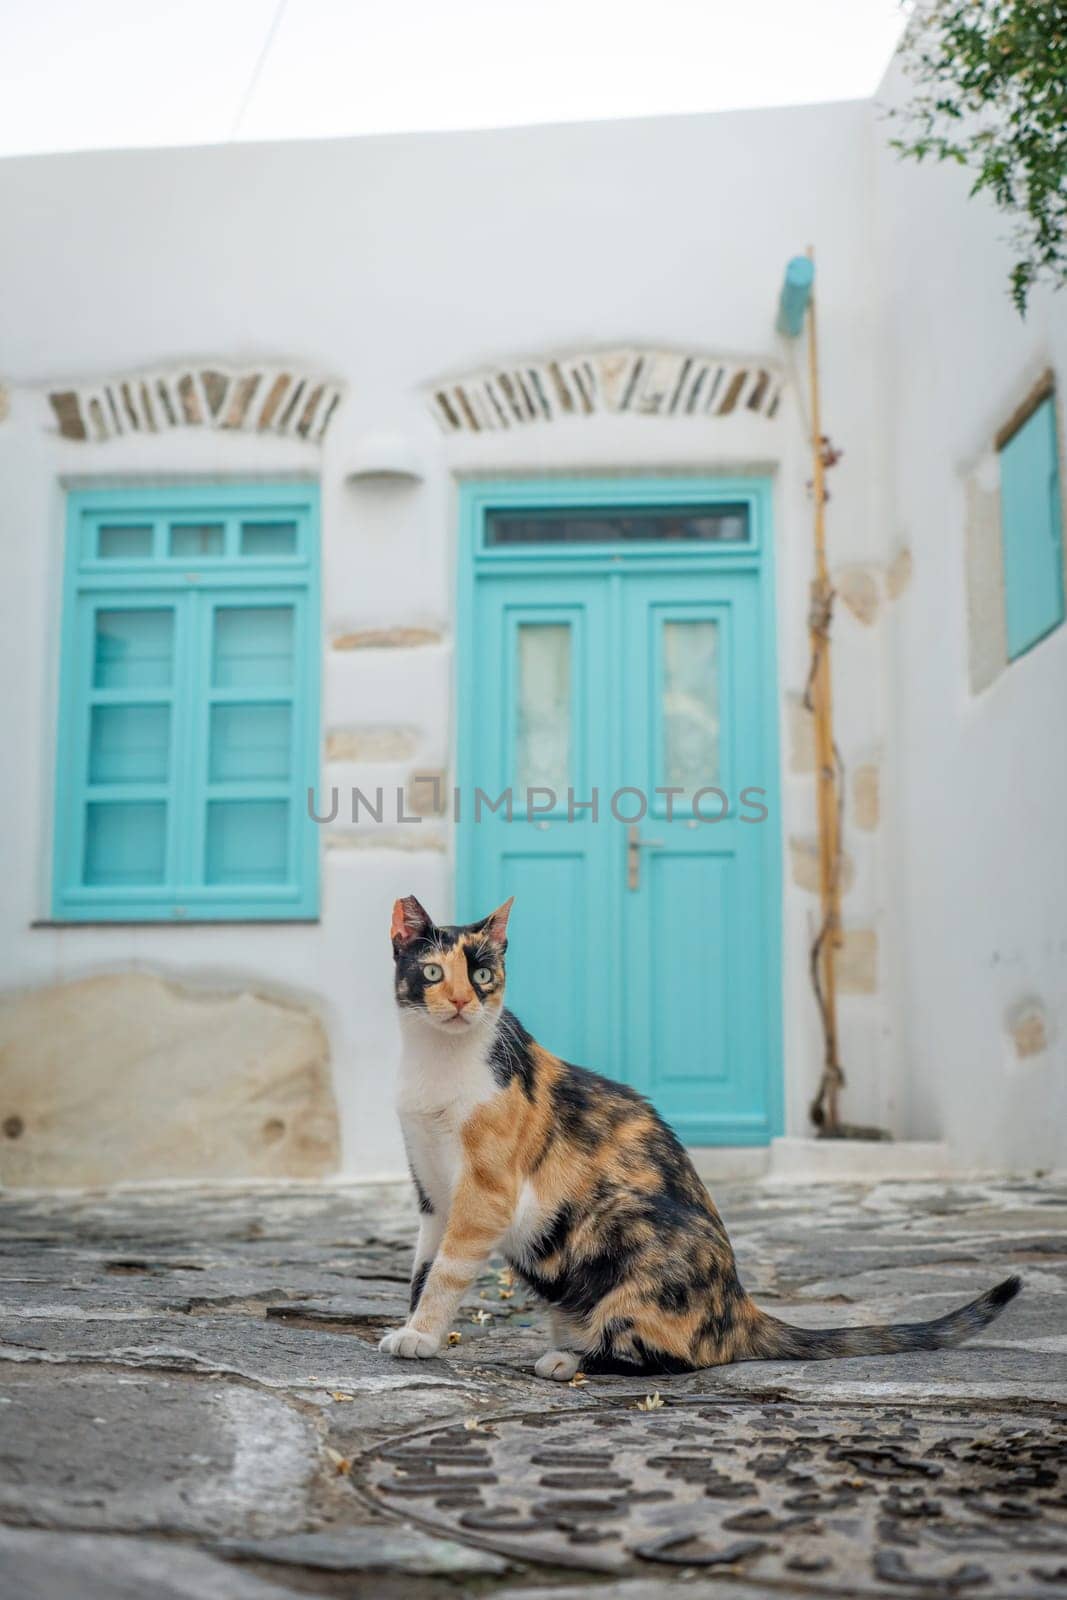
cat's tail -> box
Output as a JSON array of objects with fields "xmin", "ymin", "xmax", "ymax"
[{"xmin": 738, "ymin": 1275, "xmax": 1021, "ymax": 1362}]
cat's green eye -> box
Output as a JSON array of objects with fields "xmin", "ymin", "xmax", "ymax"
[
  {"xmin": 421, "ymin": 962, "xmax": 444, "ymax": 983},
  {"xmin": 473, "ymin": 966, "xmax": 494, "ymax": 986}
]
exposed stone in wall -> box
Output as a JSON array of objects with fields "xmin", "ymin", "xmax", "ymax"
[
  {"xmin": 834, "ymin": 566, "xmax": 881, "ymax": 626},
  {"xmin": 964, "ymin": 468, "xmax": 1009, "ymax": 694},
  {"xmin": 0, "ymin": 974, "xmax": 339, "ymax": 1187},
  {"xmin": 0, "ymin": 385, "xmax": 9, "ymax": 424},
  {"xmin": 429, "ymin": 347, "xmax": 782, "ymax": 433},
  {"xmin": 331, "ymin": 626, "xmax": 443, "ymax": 651},
  {"xmin": 405, "ymin": 770, "xmax": 448, "ymax": 817},
  {"xmin": 852, "ymin": 764, "xmax": 880, "ymax": 831},
  {"xmin": 789, "ymin": 836, "xmax": 855, "ymax": 895},
  {"xmin": 325, "ymin": 830, "xmax": 446, "ymax": 852},
  {"xmin": 836, "ymin": 929, "xmax": 878, "ymax": 994},
  {"xmin": 887, "ymin": 547, "xmax": 912, "ymax": 600},
  {"xmin": 49, "ymin": 390, "xmax": 87, "ymax": 440},
  {"xmin": 786, "ymin": 693, "xmax": 816, "ymax": 775},
  {"xmin": 1006, "ymin": 999, "xmax": 1049, "ymax": 1060},
  {"xmin": 45, "ymin": 366, "xmax": 343, "ymax": 445},
  {"xmin": 325, "ymin": 727, "xmax": 420, "ymax": 762}
]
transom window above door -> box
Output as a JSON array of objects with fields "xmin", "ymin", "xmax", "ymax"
[
  {"xmin": 53, "ymin": 485, "xmax": 320, "ymax": 923},
  {"xmin": 485, "ymin": 503, "xmax": 750, "ymax": 547}
]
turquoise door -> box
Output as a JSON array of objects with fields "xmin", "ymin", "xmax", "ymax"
[{"xmin": 458, "ymin": 480, "xmax": 781, "ymax": 1145}]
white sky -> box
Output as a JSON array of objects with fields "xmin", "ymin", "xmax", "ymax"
[{"xmin": 0, "ymin": 0, "xmax": 907, "ymax": 159}]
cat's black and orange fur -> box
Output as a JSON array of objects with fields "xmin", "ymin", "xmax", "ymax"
[{"xmin": 381, "ymin": 894, "xmax": 1021, "ymax": 1378}]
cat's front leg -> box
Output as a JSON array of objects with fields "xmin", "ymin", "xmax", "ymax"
[
  {"xmin": 409, "ymin": 1210, "xmax": 445, "ymax": 1315},
  {"xmin": 379, "ymin": 1176, "xmax": 513, "ymax": 1359}
]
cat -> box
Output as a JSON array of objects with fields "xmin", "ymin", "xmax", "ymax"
[{"xmin": 380, "ymin": 893, "xmax": 1021, "ymax": 1380}]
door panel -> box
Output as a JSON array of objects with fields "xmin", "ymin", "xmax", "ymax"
[
  {"xmin": 497, "ymin": 850, "xmax": 589, "ymax": 1062},
  {"xmin": 645, "ymin": 851, "xmax": 731, "ymax": 1087},
  {"xmin": 620, "ymin": 572, "xmax": 771, "ymax": 1140},
  {"xmin": 466, "ymin": 576, "xmax": 613, "ymax": 1070}
]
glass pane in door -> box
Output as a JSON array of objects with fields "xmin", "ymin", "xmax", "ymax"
[
  {"xmin": 662, "ymin": 619, "xmax": 720, "ymax": 787},
  {"xmin": 515, "ymin": 623, "xmax": 570, "ymax": 794}
]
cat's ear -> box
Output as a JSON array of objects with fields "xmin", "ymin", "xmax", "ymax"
[
  {"xmin": 391, "ymin": 895, "xmax": 434, "ymax": 949},
  {"xmin": 478, "ymin": 896, "xmax": 514, "ymax": 949}
]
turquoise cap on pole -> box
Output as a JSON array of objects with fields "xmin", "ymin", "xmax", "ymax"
[{"xmin": 777, "ymin": 256, "xmax": 814, "ymax": 338}]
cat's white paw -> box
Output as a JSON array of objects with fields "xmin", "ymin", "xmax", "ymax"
[
  {"xmin": 379, "ymin": 1326, "xmax": 441, "ymax": 1359},
  {"xmin": 535, "ymin": 1349, "xmax": 580, "ymax": 1381}
]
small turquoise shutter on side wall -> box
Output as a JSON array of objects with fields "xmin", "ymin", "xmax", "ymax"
[{"xmin": 1000, "ymin": 396, "xmax": 1065, "ymax": 660}]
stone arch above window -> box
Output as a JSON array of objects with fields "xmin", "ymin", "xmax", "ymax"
[
  {"xmin": 429, "ymin": 348, "xmax": 781, "ymax": 434},
  {"xmin": 47, "ymin": 365, "xmax": 344, "ymax": 444}
]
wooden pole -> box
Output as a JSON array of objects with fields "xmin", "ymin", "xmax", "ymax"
[{"xmin": 805, "ymin": 246, "xmax": 843, "ymax": 1133}]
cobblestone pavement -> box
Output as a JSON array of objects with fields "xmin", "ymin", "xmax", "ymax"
[{"xmin": 1, "ymin": 1175, "xmax": 1065, "ymax": 1598}]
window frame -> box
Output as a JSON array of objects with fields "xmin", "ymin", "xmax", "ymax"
[
  {"xmin": 52, "ymin": 483, "xmax": 321, "ymax": 923},
  {"xmin": 997, "ymin": 384, "xmax": 1065, "ymax": 662}
]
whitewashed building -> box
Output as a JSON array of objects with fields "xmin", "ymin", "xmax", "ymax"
[{"xmin": 1, "ymin": 51, "xmax": 1064, "ymax": 1187}]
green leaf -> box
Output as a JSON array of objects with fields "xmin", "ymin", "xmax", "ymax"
[{"xmin": 890, "ymin": 0, "xmax": 1067, "ymax": 315}]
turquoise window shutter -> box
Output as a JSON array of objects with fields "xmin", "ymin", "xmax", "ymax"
[
  {"xmin": 999, "ymin": 396, "xmax": 1065, "ymax": 660},
  {"xmin": 53, "ymin": 485, "xmax": 321, "ymax": 922}
]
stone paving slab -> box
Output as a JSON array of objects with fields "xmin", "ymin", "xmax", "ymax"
[
  {"xmin": 0, "ymin": 1527, "xmax": 312, "ymax": 1600},
  {"xmin": 0, "ymin": 1175, "xmax": 1064, "ymax": 1597},
  {"xmin": 219, "ymin": 1527, "xmax": 512, "ymax": 1575},
  {"xmin": 0, "ymin": 1367, "xmax": 319, "ymax": 1537}
]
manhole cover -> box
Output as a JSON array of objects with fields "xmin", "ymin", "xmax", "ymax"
[{"xmin": 358, "ymin": 1399, "xmax": 1067, "ymax": 1588}]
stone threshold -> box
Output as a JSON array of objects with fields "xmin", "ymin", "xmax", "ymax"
[{"xmin": 766, "ymin": 1135, "xmax": 955, "ymax": 1182}]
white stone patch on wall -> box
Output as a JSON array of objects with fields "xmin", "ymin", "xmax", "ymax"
[
  {"xmin": 836, "ymin": 929, "xmax": 879, "ymax": 995},
  {"xmin": 331, "ymin": 626, "xmax": 444, "ymax": 651},
  {"xmin": 325, "ymin": 727, "xmax": 421, "ymax": 762},
  {"xmin": 887, "ymin": 547, "xmax": 913, "ymax": 600},
  {"xmin": 325, "ymin": 829, "xmax": 447, "ymax": 852},
  {"xmin": 45, "ymin": 365, "xmax": 344, "ymax": 444},
  {"xmin": 789, "ymin": 836, "xmax": 855, "ymax": 895},
  {"xmin": 786, "ymin": 693, "xmax": 816, "ymax": 775},
  {"xmin": 834, "ymin": 566, "xmax": 881, "ymax": 627},
  {"xmin": 405, "ymin": 769, "xmax": 448, "ymax": 817},
  {"xmin": 428, "ymin": 348, "xmax": 782, "ymax": 433},
  {"xmin": 1006, "ymin": 998, "xmax": 1050, "ymax": 1061},
  {"xmin": 852, "ymin": 764, "xmax": 880, "ymax": 831},
  {"xmin": 0, "ymin": 973, "xmax": 339, "ymax": 1187}
]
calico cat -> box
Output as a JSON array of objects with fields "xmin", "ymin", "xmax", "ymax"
[{"xmin": 380, "ymin": 894, "xmax": 1021, "ymax": 1379}]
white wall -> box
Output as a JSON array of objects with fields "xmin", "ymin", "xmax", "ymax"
[
  {"xmin": 874, "ymin": 58, "xmax": 1067, "ymax": 1170},
  {"xmin": 0, "ymin": 101, "xmax": 907, "ymax": 1177}
]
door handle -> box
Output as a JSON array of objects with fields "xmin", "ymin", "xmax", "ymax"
[{"xmin": 627, "ymin": 823, "xmax": 664, "ymax": 891}]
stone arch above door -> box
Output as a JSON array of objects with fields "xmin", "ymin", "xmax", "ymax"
[{"xmin": 429, "ymin": 347, "xmax": 781, "ymax": 434}]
